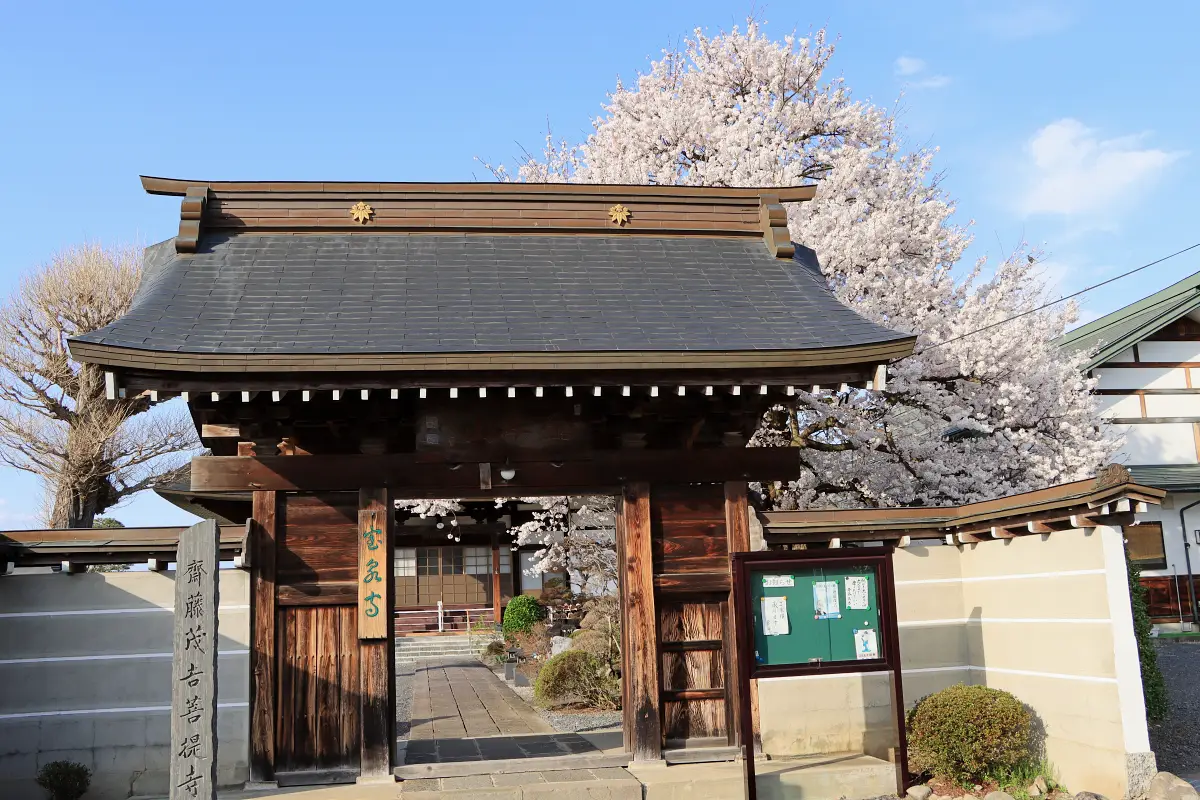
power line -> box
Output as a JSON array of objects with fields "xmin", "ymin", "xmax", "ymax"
[{"xmin": 907, "ymin": 242, "xmax": 1200, "ymax": 358}]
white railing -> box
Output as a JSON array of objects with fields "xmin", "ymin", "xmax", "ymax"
[{"xmin": 393, "ymin": 606, "xmax": 496, "ymax": 635}]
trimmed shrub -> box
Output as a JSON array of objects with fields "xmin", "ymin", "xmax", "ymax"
[
  {"xmin": 534, "ymin": 650, "xmax": 620, "ymax": 710},
  {"xmin": 1127, "ymin": 554, "xmax": 1168, "ymax": 722},
  {"xmin": 502, "ymin": 595, "xmax": 545, "ymax": 636},
  {"xmin": 906, "ymin": 684, "xmax": 1032, "ymax": 784},
  {"xmin": 36, "ymin": 760, "xmax": 91, "ymax": 800}
]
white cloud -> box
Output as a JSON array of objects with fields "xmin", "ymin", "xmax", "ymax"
[
  {"xmin": 1018, "ymin": 119, "xmax": 1183, "ymax": 220},
  {"xmin": 894, "ymin": 56, "xmax": 926, "ymax": 77},
  {"xmin": 979, "ymin": 3, "xmax": 1075, "ymax": 39},
  {"xmin": 893, "ymin": 56, "xmax": 951, "ymax": 90}
]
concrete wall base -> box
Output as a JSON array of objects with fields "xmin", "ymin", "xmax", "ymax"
[{"xmin": 628, "ymin": 752, "xmax": 896, "ymax": 800}]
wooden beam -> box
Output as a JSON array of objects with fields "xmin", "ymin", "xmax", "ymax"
[
  {"xmin": 619, "ymin": 483, "xmax": 661, "ymax": 762},
  {"xmin": 1070, "ymin": 514, "xmax": 1099, "ymax": 529},
  {"xmin": 724, "ymin": 482, "xmax": 755, "ymax": 753},
  {"xmin": 248, "ymin": 491, "xmax": 278, "ymax": 783},
  {"xmin": 359, "ymin": 488, "xmax": 394, "ymax": 779},
  {"xmin": 190, "ymin": 449, "xmax": 804, "ymax": 494}
]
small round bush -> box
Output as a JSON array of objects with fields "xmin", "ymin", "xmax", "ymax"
[
  {"xmin": 36, "ymin": 760, "xmax": 91, "ymax": 800},
  {"xmin": 534, "ymin": 650, "xmax": 619, "ymax": 710},
  {"xmin": 502, "ymin": 595, "xmax": 545, "ymax": 636},
  {"xmin": 906, "ymin": 684, "xmax": 1032, "ymax": 784}
]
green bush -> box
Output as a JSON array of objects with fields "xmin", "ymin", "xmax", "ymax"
[
  {"xmin": 1127, "ymin": 554, "xmax": 1168, "ymax": 722},
  {"xmin": 906, "ymin": 684, "xmax": 1032, "ymax": 784},
  {"xmin": 533, "ymin": 650, "xmax": 620, "ymax": 710},
  {"xmin": 502, "ymin": 595, "xmax": 545, "ymax": 636},
  {"xmin": 36, "ymin": 760, "xmax": 91, "ymax": 800}
]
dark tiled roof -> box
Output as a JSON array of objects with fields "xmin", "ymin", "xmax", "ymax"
[{"xmin": 73, "ymin": 233, "xmax": 910, "ymax": 355}]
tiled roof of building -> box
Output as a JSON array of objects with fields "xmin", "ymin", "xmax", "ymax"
[
  {"xmin": 71, "ymin": 233, "xmax": 912, "ymax": 359},
  {"xmin": 1058, "ymin": 270, "xmax": 1200, "ymax": 370}
]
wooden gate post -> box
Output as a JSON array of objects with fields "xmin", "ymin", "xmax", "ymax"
[
  {"xmin": 618, "ymin": 482, "xmax": 661, "ymax": 761},
  {"xmin": 358, "ymin": 488, "xmax": 395, "ymax": 781},
  {"xmin": 724, "ymin": 481, "xmax": 751, "ymax": 750},
  {"xmin": 248, "ymin": 491, "xmax": 278, "ymax": 784},
  {"xmin": 170, "ymin": 520, "xmax": 220, "ymax": 800}
]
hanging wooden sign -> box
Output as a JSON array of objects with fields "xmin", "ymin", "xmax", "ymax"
[{"xmin": 358, "ymin": 490, "xmax": 390, "ymax": 639}]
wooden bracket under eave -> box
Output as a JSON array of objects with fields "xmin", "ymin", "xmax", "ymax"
[
  {"xmin": 760, "ymin": 195, "xmax": 794, "ymax": 259},
  {"xmin": 176, "ymin": 185, "xmax": 209, "ymax": 253}
]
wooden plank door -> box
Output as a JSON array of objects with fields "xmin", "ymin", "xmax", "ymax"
[
  {"xmin": 651, "ymin": 485, "xmax": 736, "ymax": 746},
  {"xmin": 273, "ymin": 493, "xmax": 364, "ymax": 783},
  {"xmin": 275, "ymin": 605, "xmax": 361, "ymax": 776},
  {"xmin": 660, "ymin": 598, "xmax": 729, "ymax": 741}
]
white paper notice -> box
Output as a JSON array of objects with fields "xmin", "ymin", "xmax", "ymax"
[
  {"xmin": 762, "ymin": 574, "xmax": 794, "ymax": 588},
  {"xmin": 844, "ymin": 576, "xmax": 870, "ymax": 610},
  {"xmin": 854, "ymin": 629, "xmax": 879, "ymax": 660},
  {"xmin": 812, "ymin": 581, "xmax": 840, "ymax": 619},
  {"xmin": 761, "ymin": 596, "xmax": 789, "ymax": 636}
]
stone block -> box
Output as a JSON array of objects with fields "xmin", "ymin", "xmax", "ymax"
[
  {"xmin": 0, "ymin": 751, "xmax": 37, "ymax": 780},
  {"xmin": 37, "ymin": 718, "xmax": 95, "ymax": 751},
  {"xmin": 0, "ymin": 722, "xmax": 40, "ymax": 755},
  {"xmin": 145, "ymin": 713, "xmax": 171, "ymax": 745},
  {"xmin": 92, "ymin": 743, "xmax": 147, "ymax": 776},
  {"xmin": 93, "ymin": 715, "xmax": 147, "ymax": 748},
  {"xmin": 144, "ymin": 744, "xmax": 172, "ymax": 771}
]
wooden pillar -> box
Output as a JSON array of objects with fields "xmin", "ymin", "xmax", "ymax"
[
  {"xmin": 618, "ymin": 482, "xmax": 661, "ymax": 761},
  {"xmin": 723, "ymin": 482, "xmax": 751, "ymax": 750},
  {"xmin": 357, "ymin": 488, "xmax": 394, "ymax": 780},
  {"xmin": 491, "ymin": 531, "xmax": 502, "ymax": 626},
  {"xmin": 248, "ymin": 491, "xmax": 278, "ymax": 783}
]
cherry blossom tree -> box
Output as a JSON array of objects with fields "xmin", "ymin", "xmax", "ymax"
[
  {"xmin": 395, "ymin": 496, "xmax": 617, "ymax": 593},
  {"xmin": 485, "ymin": 21, "xmax": 1116, "ymax": 509}
]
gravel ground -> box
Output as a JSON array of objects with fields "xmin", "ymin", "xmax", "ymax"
[
  {"xmin": 395, "ymin": 661, "xmax": 415, "ymax": 741},
  {"xmin": 509, "ymin": 682, "xmax": 623, "ymax": 733},
  {"xmin": 1148, "ymin": 641, "xmax": 1200, "ymax": 776}
]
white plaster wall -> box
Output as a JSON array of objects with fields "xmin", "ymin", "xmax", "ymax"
[
  {"xmin": 1129, "ymin": 493, "xmax": 1200, "ymax": 579},
  {"xmin": 1139, "ymin": 342, "xmax": 1200, "ymax": 362},
  {"xmin": 1096, "ymin": 367, "xmax": 1187, "ymax": 390},
  {"xmin": 1097, "ymin": 396, "xmax": 1143, "ymax": 419},
  {"xmin": 1144, "ymin": 395, "xmax": 1200, "ymax": 417},
  {"xmin": 1120, "ymin": 424, "xmax": 1198, "ymax": 464}
]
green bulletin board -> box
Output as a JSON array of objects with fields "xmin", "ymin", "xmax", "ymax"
[{"xmin": 749, "ymin": 563, "xmax": 881, "ymax": 666}]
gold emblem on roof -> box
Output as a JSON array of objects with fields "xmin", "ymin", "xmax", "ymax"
[
  {"xmin": 350, "ymin": 201, "xmax": 375, "ymax": 224},
  {"xmin": 608, "ymin": 204, "xmax": 631, "ymax": 226}
]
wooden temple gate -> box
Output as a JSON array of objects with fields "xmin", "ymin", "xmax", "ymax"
[{"xmin": 66, "ymin": 177, "xmax": 917, "ymax": 783}]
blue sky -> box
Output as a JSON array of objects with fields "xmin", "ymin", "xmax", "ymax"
[{"xmin": 0, "ymin": 0, "xmax": 1196, "ymax": 528}]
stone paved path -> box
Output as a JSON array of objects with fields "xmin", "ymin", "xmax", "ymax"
[
  {"xmin": 409, "ymin": 658, "xmax": 551, "ymax": 741},
  {"xmin": 402, "ymin": 657, "xmax": 622, "ymax": 766}
]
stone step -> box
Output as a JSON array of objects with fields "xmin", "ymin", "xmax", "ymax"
[
  {"xmin": 395, "ymin": 752, "xmax": 632, "ymax": 781},
  {"xmin": 392, "ymin": 774, "xmax": 641, "ymax": 799}
]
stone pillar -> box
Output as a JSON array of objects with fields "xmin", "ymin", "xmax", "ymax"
[{"xmin": 170, "ymin": 520, "xmax": 219, "ymax": 800}]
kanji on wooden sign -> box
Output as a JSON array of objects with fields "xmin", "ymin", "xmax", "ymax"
[{"xmin": 358, "ymin": 490, "xmax": 390, "ymax": 639}]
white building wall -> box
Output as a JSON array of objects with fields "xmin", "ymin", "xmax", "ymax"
[
  {"xmin": 1120, "ymin": 425, "xmax": 1198, "ymax": 465},
  {"xmin": 1129, "ymin": 493, "xmax": 1200, "ymax": 580}
]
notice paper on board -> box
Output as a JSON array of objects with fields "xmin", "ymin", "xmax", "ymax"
[
  {"xmin": 854, "ymin": 628, "xmax": 878, "ymax": 660},
  {"xmin": 762, "ymin": 574, "xmax": 794, "ymax": 588},
  {"xmin": 844, "ymin": 576, "xmax": 870, "ymax": 610},
  {"xmin": 761, "ymin": 596, "xmax": 789, "ymax": 636},
  {"xmin": 812, "ymin": 580, "xmax": 840, "ymax": 619}
]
